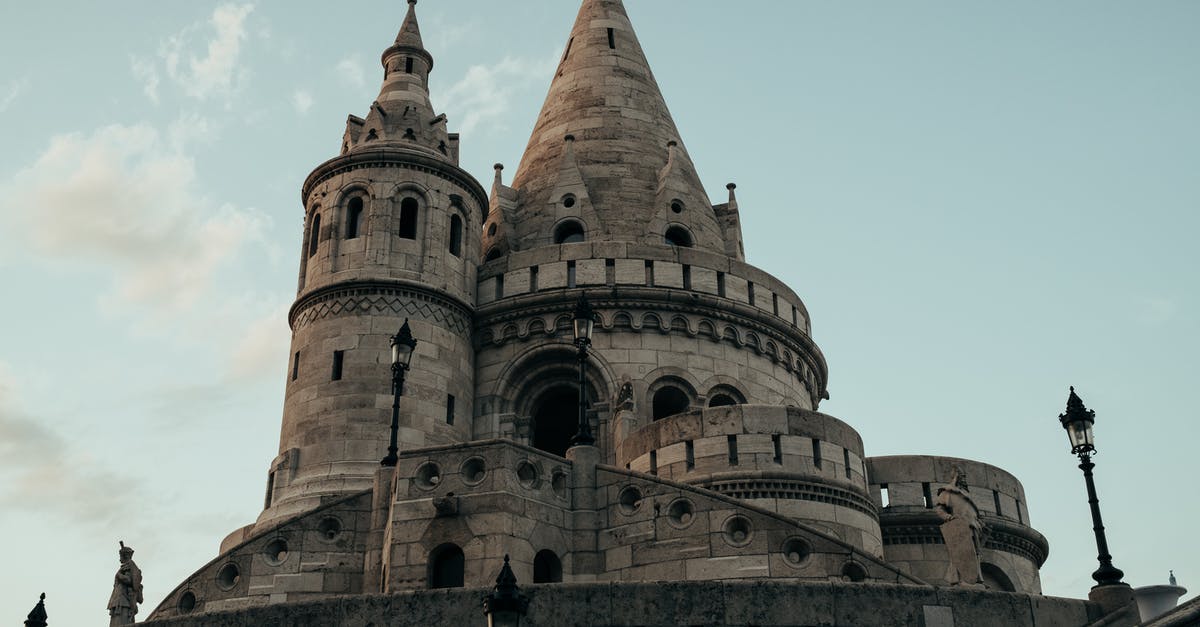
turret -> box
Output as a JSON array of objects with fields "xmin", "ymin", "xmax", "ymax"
[{"xmin": 264, "ymin": 0, "xmax": 487, "ymax": 526}]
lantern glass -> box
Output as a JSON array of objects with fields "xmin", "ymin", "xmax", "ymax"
[
  {"xmin": 392, "ymin": 341, "xmax": 414, "ymax": 368},
  {"xmin": 1065, "ymin": 419, "xmax": 1094, "ymax": 452},
  {"xmin": 573, "ymin": 316, "xmax": 594, "ymax": 343}
]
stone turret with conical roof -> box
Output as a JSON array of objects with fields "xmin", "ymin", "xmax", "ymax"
[
  {"xmin": 340, "ymin": 0, "xmax": 459, "ymax": 162},
  {"xmin": 502, "ymin": 0, "xmax": 736, "ymax": 254}
]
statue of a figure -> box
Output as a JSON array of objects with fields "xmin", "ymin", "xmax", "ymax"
[
  {"xmin": 615, "ymin": 377, "xmax": 635, "ymax": 411},
  {"xmin": 935, "ymin": 468, "xmax": 984, "ymax": 586},
  {"xmin": 108, "ymin": 541, "xmax": 143, "ymax": 626}
]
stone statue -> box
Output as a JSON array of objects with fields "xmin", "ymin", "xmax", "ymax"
[
  {"xmin": 108, "ymin": 541, "xmax": 143, "ymax": 626},
  {"xmin": 935, "ymin": 468, "xmax": 984, "ymax": 586}
]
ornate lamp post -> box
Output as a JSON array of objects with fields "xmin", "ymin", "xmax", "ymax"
[
  {"xmin": 482, "ymin": 555, "xmax": 529, "ymax": 627},
  {"xmin": 1059, "ymin": 386, "xmax": 1126, "ymax": 588},
  {"xmin": 570, "ymin": 293, "xmax": 596, "ymax": 447},
  {"xmin": 381, "ymin": 319, "xmax": 417, "ymax": 467}
]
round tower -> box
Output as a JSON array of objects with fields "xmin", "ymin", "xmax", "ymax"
[{"xmin": 261, "ymin": 0, "xmax": 487, "ymax": 525}]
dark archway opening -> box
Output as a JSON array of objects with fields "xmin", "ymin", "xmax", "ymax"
[
  {"xmin": 981, "ymin": 563, "xmax": 1016, "ymax": 592},
  {"xmin": 429, "ymin": 543, "xmax": 465, "ymax": 589},
  {"xmin": 653, "ymin": 386, "xmax": 690, "ymax": 420},
  {"xmin": 533, "ymin": 386, "xmax": 579, "ymax": 457},
  {"xmin": 709, "ymin": 394, "xmax": 737, "ymax": 407},
  {"xmin": 533, "ymin": 550, "xmax": 563, "ymax": 583}
]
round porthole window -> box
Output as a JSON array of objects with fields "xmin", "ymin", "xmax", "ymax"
[
  {"xmin": 618, "ymin": 485, "xmax": 643, "ymax": 515},
  {"xmin": 551, "ymin": 470, "xmax": 568, "ymax": 500},
  {"xmin": 216, "ymin": 563, "xmax": 240, "ymax": 591},
  {"xmin": 177, "ymin": 591, "xmax": 196, "ymax": 613},
  {"xmin": 671, "ymin": 199, "xmax": 684, "ymax": 214},
  {"xmin": 516, "ymin": 460, "xmax": 540, "ymax": 488},
  {"xmin": 667, "ymin": 498, "xmax": 695, "ymax": 528},
  {"xmin": 415, "ymin": 462, "xmax": 442, "ymax": 490},
  {"xmin": 264, "ymin": 538, "xmax": 289, "ymax": 565},
  {"xmin": 461, "ymin": 457, "xmax": 487, "ymax": 485},
  {"xmin": 842, "ymin": 561, "xmax": 868, "ymax": 582},
  {"xmin": 782, "ymin": 538, "xmax": 813, "ymax": 567},
  {"xmin": 722, "ymin": 515, "xmax": 753, "ymax": 547},
  {"xmin": 561, "ymin": 194, "xmax": 577, "ymax": 208},
  {"xmin": 318, "ymin": 517, "xmax": 343, "ymax": 541}
]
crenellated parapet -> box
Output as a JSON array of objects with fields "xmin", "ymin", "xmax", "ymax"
[{"xmin": 866, "ymin": 455, "xmax": 1048, "ymax": 594}]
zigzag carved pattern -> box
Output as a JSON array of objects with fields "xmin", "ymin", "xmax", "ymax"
[{"xmin": 294, "ymin": 293, "xmax": 469, "ymax": 333}]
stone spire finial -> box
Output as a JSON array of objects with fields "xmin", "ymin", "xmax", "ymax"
[
  {"xmin": 395, "ymin": 0, "xmax": 425, "ymax": 48},
  {"xmin": 1170, "ymin": 570, "xmax": 1177, "ymax": 586},
  {"xmin": 727, "ymin": 183, "xmax": 737, "ymax": 203},
  {"xmin": 24, "ymin": 592, "xmax": 47, "ymax": 627}
]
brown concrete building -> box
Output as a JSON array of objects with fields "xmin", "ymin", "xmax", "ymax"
[{"xmin": 143, "ymin": 1, "xmax": 1146, "ymax": 625}]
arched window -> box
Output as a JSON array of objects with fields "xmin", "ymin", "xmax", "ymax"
[
  {"xmin": 652, "ymin": 386, "xmax": 690, "ymax": 421},
  {"xmin": 709, "ymin": 394, "xmax": 737, "ymax": 408},
  {"xmin": 308, "ymin": 214, "xmax": 321, "ymax": 257},
  {"xmin": 428, "ymin": 543, "xmax": 465, "ymax": 589},
  {"xmin": 533, "ymin": 550, "xmax": 563, "ymax": 583},
  {"xmin": 664, "ymin": 225, "xmax": 694, "ymax": 248},
  {"xmin": 449, "ymin": 214, "xmax": 463, "ymax": 257},
  {"xmin": 399, "ymin": 198, "xmax": 419, "ymax": 240},
  {"xmin": 554, "ymin": 220, "xmax": 585, "ymax": 244},
  {"xmin": 346, "ymin": 197, "xmax": 364, "ymax": 239}
]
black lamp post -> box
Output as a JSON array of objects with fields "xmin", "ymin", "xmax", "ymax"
[
  {"xmin": 381, "ymin": 319, "xmax": 417, "ymax": 467},
  {"xmin": 482, "ymin": 554, "xmax": 529, "ymax": 627},
  {"xmin": 570, "ymin": 293, "xmax": 596, "ymax": 447},
  {"xmin": 1059, "ymin": 386, "xmax": 1126, "ymax": 588}
]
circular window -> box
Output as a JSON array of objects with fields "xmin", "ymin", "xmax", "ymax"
[
  {"xmin": 461, "ymin": 457, "xmax": 487, "ymax": 485},
  {"xmin": 177, "ymin": 590, "xmax": 196, "ymax": 613},
  {"xmin": 487, "ymin": 223, "xmax": 497, "ymax": 236},
  {"xmin": 667, "ymin": 498, "xmax": 695, "ymax": 528},
  {"xmin": 664, "ymin": 225, "xmax": 694, "ymax": 248},
  {"xmin": 216, "ymin": 563, "xmax": 240, "ymax": 591},
  {"xmin": 415, "ymin": 462, "xmax": 442, "ymax": 490},
  {"xmin": 516, "ymin": 460, "xmax": 540, "ymax": 488},
  {"xmin": 264, "ymin": 538, "xmax": 289, "ymax": 565},
  {"xmin": 782, "ymin": 538, "xmax": 813, "ymax": 567},
  {"xmin": 618, "ymin": 485, "xmax": 643, "ymax": 515},
  {"xmin": 318, "ymin": 517, "xmax": 343, "ymax": 541},
  {"xmin": 722, "ymin": 516, "xmax": 753, "ymax": 547},
  {"xmin": 561, "ymin": 194, "xmax": 577, "ymax": 209},
  {"xmin": 842, "ymin": 561, "xmax": 868, "ymax": 582},
  {"xmin": 670, "ymin": 199, "xmax": 684, "ymax": 214},
  {"xmin": 553, "ymin": 220, "xmax": 585, "ymax": 244},
  {"xmin": 551, "ymin": 470, "xmax": 568, "ymax": 500}
]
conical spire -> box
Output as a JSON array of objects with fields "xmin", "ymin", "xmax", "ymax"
[
  {"xmin": 506, "ymin": 0, "xmax": 727, "ymax": 253},
  {"xmin": 394, "ymin": 0, "xmax": 425, "ymax": 50}
]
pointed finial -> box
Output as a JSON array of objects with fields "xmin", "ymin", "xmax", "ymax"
[
  {"xmin": 1170, "ymin": 570, "xmax": 1177, "ymax": 586},
  {"xmin": 24, "ymin": 592, "xmax": 48, "ymax": 627},
  {"xmin": 727, "ymin": 183, "xmax": 737, "ymax": 203}
]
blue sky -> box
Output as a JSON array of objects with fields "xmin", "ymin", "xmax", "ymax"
[{"xmin": 1, "ymin": 1, "xmax": 1197, "ymax": 622}]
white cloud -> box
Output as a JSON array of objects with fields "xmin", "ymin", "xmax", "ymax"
[
  {"xmin": 0, "ymin": 77, "xmax": 29, "ymax": 113},
  {"xmin": 435, "ymin": 51, "xmax": 560, "ymax": 135},
  {"xmin": 227, "ymin": 298, "xmax": 291, "ymax": 381},
  {"xmin": 1, "ymin": 122, "xmax": 269, "ymax": 318},
  {"xmin": 336, "ymin": 55, "xmax": 366, "ymax": 89},
  {"xmin": 292, "ymin": 89, "xmax": 313, "ymax": 115},
  {"xmin": 135, "ymin": 3, "xmax": 255, "ymax": 105}
]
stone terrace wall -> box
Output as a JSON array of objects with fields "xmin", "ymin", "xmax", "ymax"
[{"xmin": 142, "ymin": 580, "xmax": 1106, "ymax": 627}]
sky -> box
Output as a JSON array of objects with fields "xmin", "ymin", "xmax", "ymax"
[{"xmin": 1, "ymin": 1, "xmax": 1197, "ymax": 623}]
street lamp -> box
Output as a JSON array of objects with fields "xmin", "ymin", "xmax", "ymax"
[
  {"xmin": 482, "ymin": 554, "xmax": 529, "ymax": 627},
  {"xmin": 570, "ymin": 293, "xmax": 596, "ymax": 447},
  {"xmin": 1059, "ymin": 386, "xmax": 1126, "ymax": 588},
  {"xmin": 381, "ymin": 319, "xmax": 417, "ymax": 467}
]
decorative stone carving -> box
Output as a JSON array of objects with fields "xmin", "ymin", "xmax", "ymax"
[
  {"xmin": 433, "ymin": 493, "xmax": 459, "ymax": 517},
  {"xmin": 615, "ymin": 376, "xmax": 635, "ymax": 411},
  {"xmin": 935, "ymin": 468, "xmax": 984, "ymax": 586},
  {"xmin": 108, "ymin": 541, "xmax": 143, "ymax": 626}
]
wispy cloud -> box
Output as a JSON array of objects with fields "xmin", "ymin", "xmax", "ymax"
[
  {"xmin": 1137, "ymin": 296, "xmax": 1179, "ymax": 326},
  {"xmin": 336, "ymin": 55, "xmax": 366, "ymax": 89},
  {"xmin": 0, "ymin": 362, "xmax": 141, "ymax": 527},
  {"xmin": 0, "ymin": 122, "xmax": 270, "ymax": 319},
  {"xmin": 0, "ymin": 77, "xmax": 29, "ymax": 113},
  {"xmin": 133, "ymin": 3, "xmax": 256, "ymax": 106},
  {"xmin": 435, "ymin": 51, "xmax": 560, "ymax": 135},
  {"xmin": 292, "ymin": 89, "xmax": 313, "ymax": 115}
]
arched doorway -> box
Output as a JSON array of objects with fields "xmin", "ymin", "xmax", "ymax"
[
  {"xmin": 532, "ymin": 386, "xmax": 579, "ymax": 457},
  {"xmin": 428, "ymin": 543, "xmax": 465, "ymax": 589},
  {"xmin": 533, "ymin": 549, "xmax": 563, "ymax": 583}
]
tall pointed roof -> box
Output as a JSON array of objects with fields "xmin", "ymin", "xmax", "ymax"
[
  {"xmin": 506, "ymin": 0, "xmax": 726, "ymax": 253},
  {"xmin": 383, "ymin": 0, "xmax": 432, "ymax": 71}
]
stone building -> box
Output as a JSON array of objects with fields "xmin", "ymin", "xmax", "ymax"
[{"xmin": 143, "ymin": 1, "xmax": 1143, "ymax": 625}]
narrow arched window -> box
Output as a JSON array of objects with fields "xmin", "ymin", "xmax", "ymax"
[
  {"xmin": 533, "ymin": 550, "xmax": 563, "ymax": 583},
  {"xmin": 399, "ymin": 198, "xmax": 418, "ymax": 240},
  {"xmin": 653, "ymin": 386, "xmax": 690, "ymax": 420},
  {"xmin": 346, "ymin": 197, "xmax": 364, "ymax": 239},
  {"xmin": 308, "ymin": 213, "xmax": 321, "ymax": 257},
  {"xmin": 554, "ymin": 220, "xmax": 585, "ymax": 244},
  {"xmin": 664, "ymin": 226, "xmax": 693, "ymax": 248},
  {"xmin": 449, "ymin": 214, "xmax": 463, "ymax": 257},
  {"xmin": 429, "ymin": 543, "xmax": 464, "ymax": 589}
]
